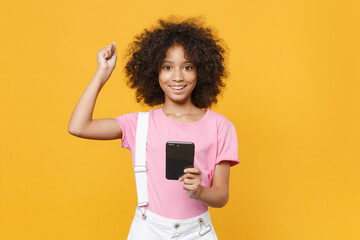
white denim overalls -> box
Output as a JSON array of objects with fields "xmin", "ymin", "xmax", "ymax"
[{"xmin": 127, "ymin": 112, "xmax": 218, "ymax": 240}]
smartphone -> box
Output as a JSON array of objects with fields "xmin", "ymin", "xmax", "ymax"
[{"xmin": 166, "ymin": 141, "xmax": 195, "ymax": 180}]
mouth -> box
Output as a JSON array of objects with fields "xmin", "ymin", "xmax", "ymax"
[{"xmin": 170, "ymin": 85, "xmax": 187, "ymax": 90}]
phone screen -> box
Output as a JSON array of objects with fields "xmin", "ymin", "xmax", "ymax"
[{"xmin": 166, "ymin": 141, "xmax": 194, "ymax": 180}]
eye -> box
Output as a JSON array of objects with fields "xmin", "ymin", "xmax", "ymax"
[
  {"xmin": 163, "ymin": 65, "xmax": 172, "ymax": 70},
  {"xmin": 184, "ymin": 65, "xmax": 193, "ymax": 70}
]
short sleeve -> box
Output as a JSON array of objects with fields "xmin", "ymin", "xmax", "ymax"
[
  {"xmin": 113, "ymin": 112, "xmax": 138, "ymax": 150},
  {"xmin": 216, "ymin": 121, "xmax": 240, "ymax": 167}
]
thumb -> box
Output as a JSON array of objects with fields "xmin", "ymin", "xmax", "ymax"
[
  {"xmin": 108, "ymin": 44, "xmax": 117, "ymax": 64},
  {"xmin": 110, "ymin": 42, "xmax": 116, "ymax": 55}
]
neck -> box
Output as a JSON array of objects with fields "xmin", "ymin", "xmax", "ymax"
[{"xmin": 162, "ymin": 99, "xmax": 198, "ymax": 115}]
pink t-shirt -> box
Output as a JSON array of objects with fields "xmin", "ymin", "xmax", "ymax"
[{"xmin": 114, "ymin": 107, "xmax": 239, "ymax": 219}]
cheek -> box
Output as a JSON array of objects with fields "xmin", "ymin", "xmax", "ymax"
[
  {"xmin": 190, "ymin": 72, "xmax": 197, "ymax": 83},
  {"xmin": 190, "ymin": 75, "xmax": 197, "ymax": 86},
  {"xmin": 158, "ymin": 76, "xmax": 167, "ymax": 92},
  {"xmin": 158, "ymin": 72, "xmax": 164, "ymax": 83},
  {"xmin": 159, "ymin": 71, "xmax": 169, "ymax": 83}
]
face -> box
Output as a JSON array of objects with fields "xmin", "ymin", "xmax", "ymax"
[{"xmin": 159, "ymin": 44, "xmax": 197, "ymax": 105}]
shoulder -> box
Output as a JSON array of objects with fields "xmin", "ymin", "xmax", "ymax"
[
  {"xmin": 207, "ymin": 110, "xmax": 234, "ymax": 127},
  {"xmin": 149, "ymin": 107, "xmax": 161, "ymax": 115},
  {"xmin": 114, "ymin": 111, "xmax": 139, "ymax": 122},
  {"xmin": 113, "ymin": 112, "xmax": 141, "ymax": 133},
  {"xmin": 147, "ymin": 107, "xmax": 164, "ymax": 120},
  {"xmin": 114, "ymin": 107, "xmax": 161, "ymax": 123}
]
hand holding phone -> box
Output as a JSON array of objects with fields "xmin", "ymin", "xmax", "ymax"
[{"xmin": 178, "ymin": 168, "xmax": 203, "ymax": 199}]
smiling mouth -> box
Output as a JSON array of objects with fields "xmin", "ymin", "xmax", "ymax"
[{"xmin": 170, "ymin": 85, "xmax": 187, "ymax": 90}]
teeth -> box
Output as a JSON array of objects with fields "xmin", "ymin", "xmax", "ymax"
[{"xmin": 171, "ymin": 86, "xmax": 186, "ymax": 90}]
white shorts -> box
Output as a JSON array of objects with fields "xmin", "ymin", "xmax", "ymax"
[{"xmin": 127, "ymin": 207, "xmax": 218, "ymax": 240}]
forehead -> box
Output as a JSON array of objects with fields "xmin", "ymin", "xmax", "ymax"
[{"xmin": 163, "ymin": 44, "xmax": 191, "ymax": 61}]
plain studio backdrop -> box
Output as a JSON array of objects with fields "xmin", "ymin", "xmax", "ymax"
[{"xmin": 0, "ymin": 0, "xmax": 359, "ymax": 239}]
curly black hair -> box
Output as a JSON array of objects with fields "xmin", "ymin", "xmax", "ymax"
[{"xmin": 124, "ymin": 16, "xmax": 228, "ymax": 109}]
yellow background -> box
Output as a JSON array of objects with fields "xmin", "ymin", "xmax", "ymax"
[{"xmin": 1, "ymin": 0, "xmax": 359, "ymax": 239}]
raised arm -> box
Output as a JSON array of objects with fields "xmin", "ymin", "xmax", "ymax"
[{"xmin": 68, "ymin": 42, "xmax": 122, "ymax": 140}]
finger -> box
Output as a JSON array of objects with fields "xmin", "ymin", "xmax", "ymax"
[
  {"xmin": 183, "ymin": 184, "xmax": 197, "ymax": 192},
  {"xmin": 106, "ymin": 42, "xmax": 115, "ymax": 49},
  {"xmin": 103, "ymin": 51, "xmax": 109, "ymax": 59},
  {"xmin": 99, "ymin": 49, "xmax": 110, "ymax": 59},
  {"xmin": 183, "ymin": 178, "xmax": 200, "ymax": 185},
  {"xmin": 101, "ymin": 52, "xmax": 108, "ymax": 59},
  {"xmin": 113, "ymin": 46, "xmax": 117, "ymax": 55},
  {"xmin": 184, "ymin": 168, "xmax": 201, "ymax": 175},
  {"xmin": 183, "ymin": 178, "xmax": 192, "ymax": 185},
  {"xmin": 100, "ymin": 43, "xmax": 115, "ymax": 58},
  {"xmin": 182, "ymin": 173, "xmax": 200, "ymax": 180},
  {"xmin": 110, "ymin": 42, "xmax": 116, "ymax": 55},
  {"xmin": 111, "ymin": 46, "xmax": 117, "ymax": 60},
  {"xmin": 178, "ymin": 173, "xmax": 187, "ymax": 181}
]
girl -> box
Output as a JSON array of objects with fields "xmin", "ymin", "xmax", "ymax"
[{"xmin": 68, "ymin": 17, "xmax": 239, "ymax": 240}]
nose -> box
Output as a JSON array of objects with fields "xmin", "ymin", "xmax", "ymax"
[{"xmin": 173, "ymin": 68, "xmax": 184, "ymax": 82}]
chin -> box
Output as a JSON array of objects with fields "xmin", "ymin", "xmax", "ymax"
[{"xmin": 167, "ymin": 96, "xmax": 191, "ymax": 104}]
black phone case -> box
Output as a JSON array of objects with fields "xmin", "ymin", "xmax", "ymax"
[{"xmin": 166, "ymin": 141, "xmax": 195, "ymax": 180}]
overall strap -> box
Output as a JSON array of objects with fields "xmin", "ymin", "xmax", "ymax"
[{"xmin": 134, "ymin": 112, "xmax": 149, "ymax": 207}]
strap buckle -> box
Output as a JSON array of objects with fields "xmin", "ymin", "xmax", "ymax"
[{"xmin": 134, "ymin": 165, "xmax": 147, "ymax": 173}]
